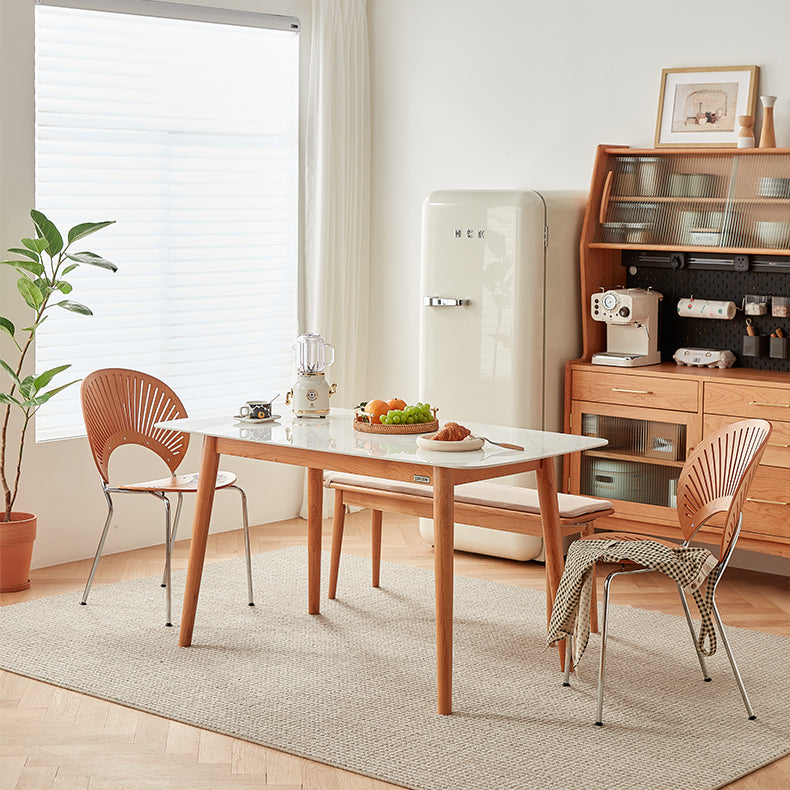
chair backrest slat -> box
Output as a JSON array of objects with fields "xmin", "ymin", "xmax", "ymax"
[
  {"xmin": 81, "ymin": 368, "xmax": 189, "ymax": 483},
  {"xmin": 676, "ymin": 419, "xmax": 771, "ymax": 558}
]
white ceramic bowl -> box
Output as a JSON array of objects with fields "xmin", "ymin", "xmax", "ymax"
[{"xmin": 755, "ymin": 221, "xmax": 790, "ymax": 248}]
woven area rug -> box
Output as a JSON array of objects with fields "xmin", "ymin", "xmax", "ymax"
[{"xmin": 0, "ymin": 547, "xmax": 788, "ymax": 790}]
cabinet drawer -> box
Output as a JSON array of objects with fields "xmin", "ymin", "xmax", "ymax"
[
  {"xmin": 741, "ymin": 466, "xmax": 790, "ymax": 540},
  {"xmin": 704, "ymin": 413, "xmax": 790, "ymax": 469},
  {"xmin": 573, "ymin": 370, "xmax": 699, "ymax": 411},
  {"xmin": 704, "ymin": 381, "xmax": 790, "ymax": 422}
]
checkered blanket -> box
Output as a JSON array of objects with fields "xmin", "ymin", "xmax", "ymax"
[{"xmin": 546, "ymin": 538, "xmax": 720, "ymax": 667}]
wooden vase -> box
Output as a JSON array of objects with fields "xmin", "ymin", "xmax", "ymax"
[
  {"xmin": 737, "ymin": 115, "xmax": 755, "ymax": 148},
  {"xmin": 0, "ymin": 512, "xmax": 37, "ymax": 592},
  {"xmin": 759, "ymin": 96, "xmax": 777, "ymax": 149}
]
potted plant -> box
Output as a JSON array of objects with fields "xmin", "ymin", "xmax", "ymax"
[{"xmin": 0, "ymin": 209, "xmax": 117, "ymax": 592}]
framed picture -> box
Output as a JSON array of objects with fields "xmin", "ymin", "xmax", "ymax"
[{"xmin": 654, "ymin": 65, "xmax": 759, "ymax": 148}]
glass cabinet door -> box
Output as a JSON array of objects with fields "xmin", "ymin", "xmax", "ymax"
[{"xmin": 569, "ymin": 402, "xmax": 701, "ymax": 511}]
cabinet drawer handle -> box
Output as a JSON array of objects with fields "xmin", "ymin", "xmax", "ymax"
[
  {"xmin": 749, "ymin": 401, "xmax": 790, "ymax": 408},
  {"xmin": 768, "ymin": 443, "xmax": 790, "ymax": 448},
  {"xmin": 747, "ymin": 497, "xmax": 790, "ymax": 506},
  {"xmin": 611, "ymin": 388, "xmax": 652, "ymax": 394}
]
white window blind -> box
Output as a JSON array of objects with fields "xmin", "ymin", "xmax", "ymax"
[{"xmin": 34, "ymin": 2, "xmax": 300, "ymax": 441}]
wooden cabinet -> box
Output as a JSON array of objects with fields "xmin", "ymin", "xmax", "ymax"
[{"xmin": 566, "ymin": 145, "xmax": 790, "ymax": 560}]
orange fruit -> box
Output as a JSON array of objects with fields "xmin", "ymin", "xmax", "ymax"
[
  {"xmin": 364, "ymin": 399, "xmax": 390, "ymax": 424},
  {"xmin": 387, "ymin": 397, "xmax": 407, "ymax": 411}
]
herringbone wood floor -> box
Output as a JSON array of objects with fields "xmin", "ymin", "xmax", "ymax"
[{"xmin": 1, "ymin": 511, "xmax": 789, "ymax": 790}]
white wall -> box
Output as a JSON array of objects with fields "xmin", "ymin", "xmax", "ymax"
[
  {"xmin": 364, "ymin": 0, "xmax": 790, "ymax": 575},
  {"xmin": 0, "ymin": 0, "xmax": 310, "ymax": 569},
  {"xmin": 365, "ymin": 0, "xmax": 790, "ymax": 400}
]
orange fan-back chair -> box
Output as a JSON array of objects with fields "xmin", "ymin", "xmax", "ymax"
[
  {"xmin": 562, "ymin": 418, "xmax": 771, "ymax": 725},
  {"xmin": 80, "ymin": 368, "xmax": 254, "ymax": 625}
]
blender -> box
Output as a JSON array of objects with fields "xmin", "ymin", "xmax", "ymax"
[{"xmin": 285, "ymin": 332, "xmax": 337, "ymax": 418}]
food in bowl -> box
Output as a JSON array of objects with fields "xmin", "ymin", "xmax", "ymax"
[{"xmin": 432, "ymin": 422, "xmax": 471, "ymax": 441}]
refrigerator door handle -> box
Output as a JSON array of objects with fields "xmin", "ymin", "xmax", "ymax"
[{"xmin": 423, "ymin": 297, "xmax": 471, "ymax": 307}]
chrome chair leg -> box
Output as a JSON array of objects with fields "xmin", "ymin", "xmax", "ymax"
[
  {"xmin": 161, "ymin": 493, "xmax": 183, "ymax": 587},
  {"xmin": 81, "ymin": 487, "xmax": 114, "ymax": 605},
  {"xmin": 595, "ymin": 570, "xmax": 621, "ymax": 726},
  {"xmin": 675, "ymin": 582, "xmax": 711, "ymax": 681},
  {"xmin": 563, "ymin": 635, "xmax": 573, "ymax": 686},
  {"xmin": 151, "ymin": 492, "xmax": 173, "ymax": 627},
  {"xmin": 711, "ymin": 600, "xmax": 756, "ymax": 719},
  {"xmin": 229, "ymin": 485, "xmax": 254, "ymax": 606}
]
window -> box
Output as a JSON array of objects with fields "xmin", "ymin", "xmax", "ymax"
[{"xmin": 34, "ymin": 1, "xmax": 300, "ymax": 441}]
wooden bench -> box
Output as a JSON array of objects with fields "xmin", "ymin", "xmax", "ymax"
[{"xmin": 324, "ymin": 472, "xmax": 614, "ymax": 630}]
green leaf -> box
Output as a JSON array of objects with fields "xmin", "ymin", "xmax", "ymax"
[
  {"xmin": 33, "ymin": 364, "xmax": 70, "ymax": 392},
  {"xmin": 18, "ymin": 375, "xmax": 35, "ymax": 399},
  {"xmin": 61, "ymin": 263, "xmax": 79, "ymax": 276},
  {"xmin": 7, "ymin": 247, "xmax": 41, "ymax": 262},
  {"xmin": 0, "ymin": 359, "xmax": 22, "ymax": 387},
  {"xmin": 0, "ymin": 317, "xmax": 14, "ymax": 338},
  {"xmin": 17, "ymin": 277, "xmax": 44, "ymax": 309},
  {"xmin": 22, "ymin": 237, "xmax": 49, "ymax": 254},
  {"xmin": 56, "ymin": 300, "xmax": 92, "ymax": 316},
  {"xmin": 1, "ymin": 259, "xmax": 46, "ymax": 277},
  {"xmin": 66, "ymin": 251, "xmax": 117, "ymax": 272},
  {"xmin": 55, "ymin": 280, "xmax": 73, "ymax": 294},
  {"xmin": 31, "ymin": 209, "xmax": 64, "ymax": 256},
  {"xmin": 0, "ymin": 393, "xmax": 21, "ymax": 406},
  {"xmin": 22, "ymin": 315, "xmax": 47, "ymax": 333},
  {"xmin": 26, "ymin": 379, "xmax": 79, "ymax": 407},
  {"xmin": 67, "ymin": 220, "xmax": 115, "ymax": 245}
]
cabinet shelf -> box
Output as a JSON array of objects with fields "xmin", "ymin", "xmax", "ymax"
[{"xmin": 582, "ymin": 448, "xmax": 685, "ymax": 469}]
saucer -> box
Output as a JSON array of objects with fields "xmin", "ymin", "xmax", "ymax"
[{"xmin": 234, "ymin": 414, "xmax": 281, "ymax": 425}]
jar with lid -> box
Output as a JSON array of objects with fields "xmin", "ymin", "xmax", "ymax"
[
  {"xmin": 614, "ymin": 156, "xmax": 637, "ymax": 195},
  {"xmin": 636, "ymin": 156, "xmax": 663, "ymax": 196}
]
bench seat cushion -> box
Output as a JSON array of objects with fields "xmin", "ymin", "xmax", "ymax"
[{"xmin": 323, "ymin": 473, "xmax": 612, "ymax": 519}]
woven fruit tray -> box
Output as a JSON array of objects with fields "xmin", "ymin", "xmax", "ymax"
[{"xmin": 353, "ymin": 414, "xmax": 439, "ymax": 435}]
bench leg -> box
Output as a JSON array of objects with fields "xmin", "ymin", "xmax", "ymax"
[
  {"xmin": 328, "ymin": 489, "xmax": 346, "ymax": 599},
  {"xmin": 371, "ymin": 510, "xmax": 383, "ymax": 587}
]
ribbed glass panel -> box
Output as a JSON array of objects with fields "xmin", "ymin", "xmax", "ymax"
[
  {"xmin": 34, "ymin": 5, "xmax": 299, "ymax": 441},
  {"xmin": 595, "ymin": 150, "xmax": 790, "ymax": 252},
  {"xmin": 579, "ymin": 413, "xmax": 686, "ymax": 508}
]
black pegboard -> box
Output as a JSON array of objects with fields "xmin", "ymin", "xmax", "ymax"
[{"xmin": 623, "ymin": 254, "xmax": 790, "ymax": 371}]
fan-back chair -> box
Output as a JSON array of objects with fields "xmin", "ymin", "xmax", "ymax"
[
  {"xmin": 80, "ymin": 368, "xmax": 254, "ymax": 625},
  {"xmin": 563, "ymin": 418, "xmax": 771, "ymax": 725}
]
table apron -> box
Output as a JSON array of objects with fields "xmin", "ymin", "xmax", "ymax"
[{"xmin": 213, "ymin": 437, "xmax": 542, "ymax": 485}]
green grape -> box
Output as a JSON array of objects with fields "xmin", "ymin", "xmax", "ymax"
[
  {"xmin": 392, "ymin": 415, "xmax": 401, "ymax": 424},
  {"xmin": 406, "ymin": 417, "xmax": 414, "ymax": 424},
  {"xmin": 383, "ymin": 416, "xmax": 392, "ymax": 424}
]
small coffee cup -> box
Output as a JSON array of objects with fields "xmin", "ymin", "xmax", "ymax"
[{"xmin": 240, "ymin": 401, "xmax": 272, "ymax": 420}]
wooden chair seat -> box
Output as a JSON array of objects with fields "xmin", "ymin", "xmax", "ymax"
[{"xmin": 116, "ymin": 471, "xmax": 237, "ymax": 493}]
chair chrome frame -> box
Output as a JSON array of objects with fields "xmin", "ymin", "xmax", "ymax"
[{"xmin": 81, "ymin": 482, "xmax": 254, "ymax": 627}]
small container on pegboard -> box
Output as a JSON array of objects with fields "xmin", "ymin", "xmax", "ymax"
[{"xmin": 744, "ymin": 294, "xmax": 770, "ymax": 316}]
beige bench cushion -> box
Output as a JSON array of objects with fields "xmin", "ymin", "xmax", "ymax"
[{"xmin": 323, "ymin": 472, "xmax": 612, "ymax": 519}]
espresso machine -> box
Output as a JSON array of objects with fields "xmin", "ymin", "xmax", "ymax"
[
  {"xmin": 285, "ymin": 332, "xmax": 337, "ymax": 417},
  {"xmin": 591, "ymin": 288, "xmax": 663, "ymax": 367}
]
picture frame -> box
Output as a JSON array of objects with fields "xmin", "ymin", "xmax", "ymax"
[{"xmin": 654, "ymin": 65, "xmax": 759, "ymax": 148}]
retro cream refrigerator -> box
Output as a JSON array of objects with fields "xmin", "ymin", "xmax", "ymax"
[{"xmin": 419, "ymin": 190, "xmax": 586, "ymax": 560}]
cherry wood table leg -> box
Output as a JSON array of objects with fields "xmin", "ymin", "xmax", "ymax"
[
  {"xmin": 328, "ymin": 490, "xmax": 345, "ymax": 600},
  {"xmin": 433, "ymin": 466, "xmax": 454, "ymax": 715},
  {"xmin": 535, "ymin": 457, "xmax": 566, "ymax": 669},
  {"xmin": 179, "ymin": 436, "xmax": 220, "ymax": 647},
  {"xmin": 371, "ymin": 510, "xmax": 382, "ymax": 588},
  {"xmin": 306, "ymin": 466, "xmax": 323, "ymax": 615}
]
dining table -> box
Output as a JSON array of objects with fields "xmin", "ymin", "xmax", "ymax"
[{"xmin": 158, "ymin": 407, "xmax": 606, "ymax": 714}]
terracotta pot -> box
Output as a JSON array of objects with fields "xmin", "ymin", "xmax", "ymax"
[{"xmin": 0, "ymin": 512, "xmax": 37, "ymax": 592}]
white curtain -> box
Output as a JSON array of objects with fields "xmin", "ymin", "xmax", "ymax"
[
  {"xmin": 301, "ymin": 0, "xmax": 371, "ymax": 518},
  {"xmin": 305, "ymin": 0, "xmax": 370, "ymax": 409}
]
